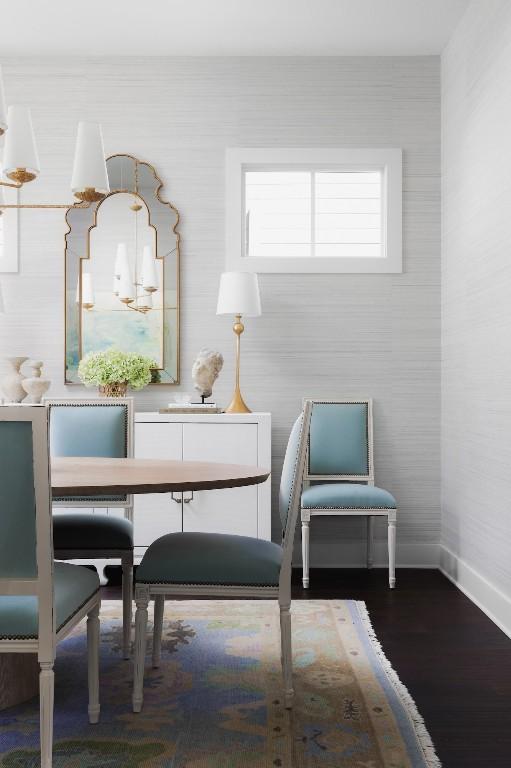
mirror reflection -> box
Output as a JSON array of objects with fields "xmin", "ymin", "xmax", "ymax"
[{"xmin": 65, "ymin": 154, "xmax": 180, "ymax": 384}]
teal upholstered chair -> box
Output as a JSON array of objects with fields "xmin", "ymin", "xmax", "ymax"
[
  {"xmin": 0, "ymin": 406, "xmax": 101, "ymax": 768},
  {"xmin": 46, "ymin": 398, "xmax": 134, "ymax": 658},
  {"xmin": 132, "ymin": 400, "xmax": 312, "ymax": 712},
  {"xmin": 301, "ymin": 399, "xmax": 397, "ymax": 588}
]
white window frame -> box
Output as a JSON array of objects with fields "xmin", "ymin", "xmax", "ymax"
[{"xmin": 226, "ymin": 147, "xmax": 402, "ymax": 274}]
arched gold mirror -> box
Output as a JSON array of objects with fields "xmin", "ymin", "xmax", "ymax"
[{"xmin": 65, "ymin": 154, "xmax": 180, "ymax": 384}]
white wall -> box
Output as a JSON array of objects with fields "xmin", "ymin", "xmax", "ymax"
[
  {"xmin": 442, "ymin": 1, "xmax": 511, "ymax": 633},
  {"xmin": 0, "ymin": 57, "xmax": 440, "ymax": 564}
]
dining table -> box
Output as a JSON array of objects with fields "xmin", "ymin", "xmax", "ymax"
[{"xmin": 0, "ymin": 456, "xmax": 270, "ymax": 711}]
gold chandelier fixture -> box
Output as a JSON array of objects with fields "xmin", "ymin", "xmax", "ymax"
[{"xmin": 0, "ymin": 66, "xmax": 109, "ymax": 212}]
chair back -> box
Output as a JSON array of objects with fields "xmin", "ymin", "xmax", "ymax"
[
  {"xmin": 279, "ymin": 401, "xmax": 313, "ymax": 595},
  {"xmin": 0, "ymin": 406, "xmax": 55, "ymax": 651},
  {"xmin": 305, "ymin": 399, "xmax": 374, "ymax": 484},
  {"xmin": 45, "ymin": 398, "xmax": 133, "ymax": 507}
]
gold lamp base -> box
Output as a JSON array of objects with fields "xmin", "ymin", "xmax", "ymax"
[
  {"xmin": 225, "ymin": 388, "xmax": 251, "ymax": 414},
  {"xmin": 224, "ymin": 314, "xmax": 252, "ymax": 414}
]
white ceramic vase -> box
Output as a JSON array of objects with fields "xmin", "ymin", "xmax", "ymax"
[
  {"xmin": 1, "ymin": 356, "xmax": 28, "ymax": 402},
  {"xmin": 22, "ymin": 361, "xmax": 51, "ymax": 404}
]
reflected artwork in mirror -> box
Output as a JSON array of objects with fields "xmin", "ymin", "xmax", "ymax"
[{"xmin": 65, "ymin": 154, "xmax": 180, "ymax": 384}]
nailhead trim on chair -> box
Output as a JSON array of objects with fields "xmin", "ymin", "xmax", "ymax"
[
  {"xmin": 0, "ymin": 587, "xmax": 100, "ymax": 640},
  {"xmin": 302, "ymin": 505, "xmax": 397, "ymax": 510}
]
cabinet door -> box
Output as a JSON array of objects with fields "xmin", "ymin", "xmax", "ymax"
[
  {"xmin": 134, "ymin": 422, "xmax": 183, "ymax": 554},
  {"xmin": 182, "ymin": 423, "xmax": 258, "ymax": 537}
]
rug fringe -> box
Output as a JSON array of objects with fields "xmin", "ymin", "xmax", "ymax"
[{"xmin": 354, "ymin": 601, "xmax": 442, "ymax": 768}]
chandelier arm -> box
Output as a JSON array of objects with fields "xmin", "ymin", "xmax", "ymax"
[{"xmin": 0, "ymin": 180, "xmax": 22, "ymax": 189}]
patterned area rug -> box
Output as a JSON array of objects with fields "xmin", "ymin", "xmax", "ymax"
[{"xmin": 0, "ymin": 600, "xmax": 440, "ymax": 767}]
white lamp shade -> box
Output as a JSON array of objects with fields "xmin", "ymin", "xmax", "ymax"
[
  {"xmin": 141, "ymin": 245, "xmax": 158, "ymax": 291},
  {"xmin": 71, "ymin": 122, "xmax": 109, "ymax": 196},
  {"xmin": 2, "ymin": 105, "xmax": 40, "ymax": 177},
  {"xmin": 0, "ymin": 281, "xmax": 5, "ymax": 313},
  {"xmin": 138, "ymin": 292, "xmax": 153, "ymax": 311},
  {"xmin": 0, "ymin": 68, "xmax": 7, "ymax": 133},
  {"xmin": 114, "ymin": 242, "xmax": 129, "ymax": 279},
  {"xmin": 112, "ymin": 275, "xmax": 120, "ymax": 296},
  {"xmin": 119, "ymin": 270, "xmax": 135, "ymax": 302},
  {"xmin": 81, "ymin": 273, "xmax": 95, "ymax": 307},
  {"xmin": 216, "ymin": 271, "xmax": 261, "ymax": 317}
]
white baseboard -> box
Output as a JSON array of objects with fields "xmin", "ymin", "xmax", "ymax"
[
  {"xmin": 293, "ymin": 539, "xmax": 439, "ymax": 568},
  {"xmin": 440, "ymin": 545, "xmax": 511, "ymax": 639}
]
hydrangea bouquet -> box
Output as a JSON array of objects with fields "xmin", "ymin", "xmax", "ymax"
[{"xmin": 78, "ymin": 349, "xmax": 156, "ymax": 396}]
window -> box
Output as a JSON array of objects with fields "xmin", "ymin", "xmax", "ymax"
[{"xmin": 226, "ymin": 148, "xmax": 402, "ymax": 273}]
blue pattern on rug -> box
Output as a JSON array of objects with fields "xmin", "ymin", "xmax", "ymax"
[{"xmin": 0, "ymin": 600, "xmax": 440, "ymax": 767}]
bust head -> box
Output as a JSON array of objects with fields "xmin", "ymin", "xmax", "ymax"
[{"xmin": 191, "ymin": 348, "xmax": 224, "ymax": 399}]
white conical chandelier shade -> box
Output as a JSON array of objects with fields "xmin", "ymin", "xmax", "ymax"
[
  {"xmin": 119, "ymin": 269, "xmax": 135, "ymax": 304},
  {"xmin": 2, "ymin": 106, "xmax": 40, "ymax": 181},
  {"xmin": 76, "ymin": 273, "xmax": 95, "ymax": 309},
  {"xmin": 0, "ymin": 67, "xmax": 7, "ymax": 134},
  {"xmin": 141, "ymin": 245, "xmax": 158, "ymax": 292},
  {"xmin": 81, "ymin": 272, "xmax": 95, "ymax": 309},
  {"xmin": 71, "ymin": 122, "xmax": 109, "ymax": 202},
  {"xmin": 137, "ymin": 292, "xmax": 153, "ymax": 312},
  {"xmin": 114, "ymin": 243, "xmax": 129, "ymax": 279}
]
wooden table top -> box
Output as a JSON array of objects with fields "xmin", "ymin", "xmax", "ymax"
[{"xmin": 51, "ymin": 457, "xmax": 270, "ymax": 497}]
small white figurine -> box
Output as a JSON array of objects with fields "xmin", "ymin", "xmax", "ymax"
[{"xmin": 191, "ymin": 348, "xmax": 224, "ymax": 402}]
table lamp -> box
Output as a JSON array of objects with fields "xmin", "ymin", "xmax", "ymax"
[{"xmin": 216, "ymin": 271, "xmax": 261, "ymax": 413}]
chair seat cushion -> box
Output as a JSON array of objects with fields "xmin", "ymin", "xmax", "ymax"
[
  {"xmin": 302, "ymin": 483, "xmax": 396, "ymax": 510},
  {"xmin": 137, "ymin": 532, "xmax": 283, "ymax": 587},
  {"xmin": 0, "ymin": 562, "xmax": 100, "ymax": 640},
  {"xmin": 53, "ymin": 513, "xmax": 133, "ymax": 552}
]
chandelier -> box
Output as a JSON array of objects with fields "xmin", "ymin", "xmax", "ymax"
[{"xmin": 0, "ymin": 67, "xmax": 109, "ymax": 209}]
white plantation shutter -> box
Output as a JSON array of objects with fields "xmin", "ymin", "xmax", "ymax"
[{"xmin": 245, "ymin": 170, "xmax": 383, "ymax": 259}]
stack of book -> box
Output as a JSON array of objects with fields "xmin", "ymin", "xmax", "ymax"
[{"xmin": 158, "ymin": 403, "xmax": 223, "ymax": 414}]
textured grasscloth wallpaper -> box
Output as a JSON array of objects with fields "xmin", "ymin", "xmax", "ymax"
[{"xmin": 0, "ymin": 57, "xmax": 440, "ymax": 565}]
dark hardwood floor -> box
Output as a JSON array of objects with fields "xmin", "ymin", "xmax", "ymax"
[{"xmin": 104, "ymin": 568, "xmax": 511, "ymax": 768}]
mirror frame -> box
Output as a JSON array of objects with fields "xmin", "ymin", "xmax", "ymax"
[{"xmin": 64, "ymin": 153, "xmax": 181, "ymax": 385}]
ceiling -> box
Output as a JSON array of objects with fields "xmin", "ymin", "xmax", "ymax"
[{"xmin": 1, "ymin": 0, "xmax": 469, "ymax": 57}]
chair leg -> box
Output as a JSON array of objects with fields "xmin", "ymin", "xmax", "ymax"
[
  {"xmin": 122, "ymin": 554, "xmax": 133, "ymax": 659},
  {"xmin": 87, "ymin": 603, "xmax": 101, "ymax": 724},
  {"xmin": 132, "ymin": 589, "xmax": 149, "ymax": 713},
  {"xmin": 39, "ymin": 661, "xmax": 54, "ymax": 768},
  {"xmin": 152, "ymin": 595, "xmax": 165, "ymax": 669},
  {"xmin": 366, "ymin": 516, "xmax": 374, "ymax": 569},
  {"xmin": 279, "ymin": 601, "xmax": 294, "ymax": 709},
  {"xmin": 301, "ymin": 518, "xmax": 310, "ymax": 588},
  {"xmin": 388, "ymin": 514, "xmax": 396, "ymax": 588}
]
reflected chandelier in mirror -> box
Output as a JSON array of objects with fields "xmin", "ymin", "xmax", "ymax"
[{"xmin": 65, "ymin": 154, "xmax": 180, "ymax": 384}]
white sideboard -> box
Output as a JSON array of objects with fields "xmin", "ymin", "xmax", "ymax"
[{"xmin": 133, "ymin": 412, "xmax": 271, "ymax": 557}]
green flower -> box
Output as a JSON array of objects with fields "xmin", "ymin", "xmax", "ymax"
[{"xmin": 78, "ymin": 349, "xmax": 156, "ymax": 391}]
